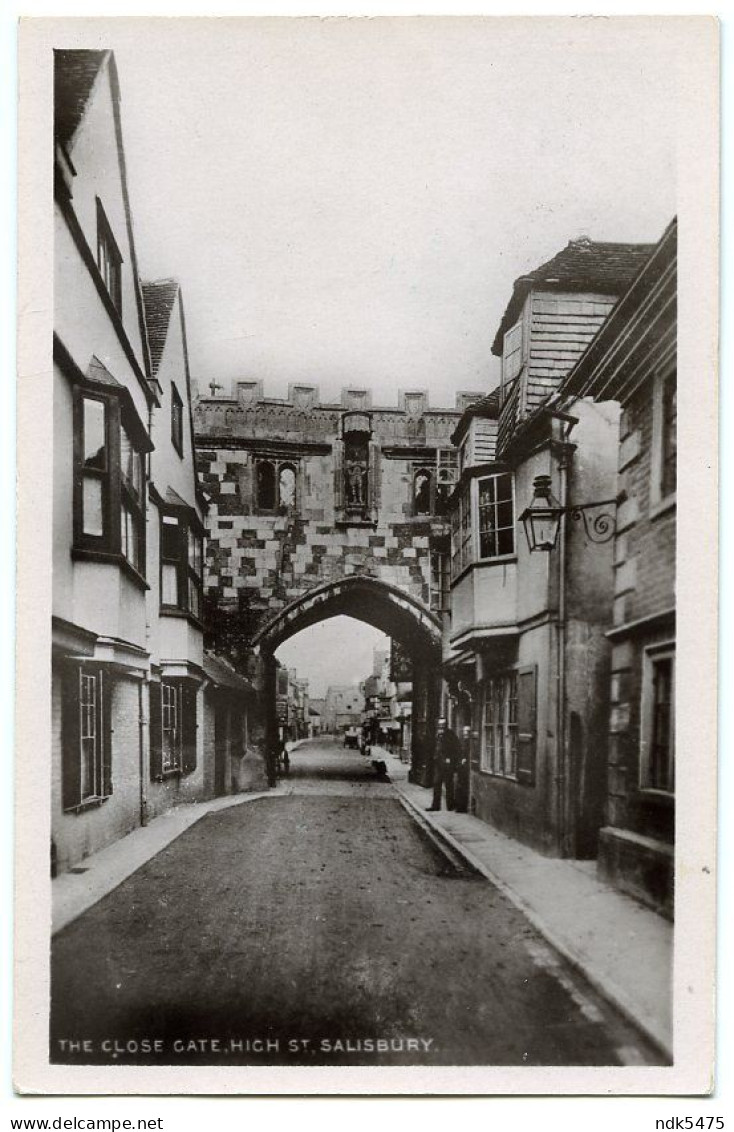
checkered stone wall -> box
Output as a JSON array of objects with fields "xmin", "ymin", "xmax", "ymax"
[{"xmin": 194, "ymin": 384, "xmax": 475, "ymax": 655}]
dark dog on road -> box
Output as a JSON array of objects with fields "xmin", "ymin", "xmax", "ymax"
[{"xmin": 371, "ymin": 759, "xmax": 388, "ymax": 777}]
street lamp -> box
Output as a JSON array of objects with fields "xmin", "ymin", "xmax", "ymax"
[
  {"xmin": 520, "ymin": 474, "xmax": 617, "ymax": 553},
  {"xmin": 519, "ymin": 475, "xmax": 563, "ymax": 552}
]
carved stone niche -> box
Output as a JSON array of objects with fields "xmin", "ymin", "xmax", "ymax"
[
  {"xmin": 334, "ymin": 411, "xmax": 380, "ymax": 525},
  {"xmin": 399, "ymin": 390, "xmax": 428, "ymax": 415},
  {"xmin": 237, "ymin": 380, "xmax": 264, "ymax": 407},
  {"xmin": 288, "ymin": 384, "xmax": 319, "ymax": 410}
]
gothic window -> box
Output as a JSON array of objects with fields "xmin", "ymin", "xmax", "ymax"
[
  {"xmin": 256, "ymin": 460, "xmax": 277, "ymax": 510},
  {"xmin": 278, "ymin": 465, "xmax": 296, "ymax": 510},
  {"xmin": 414, "ymin": 470, "xmax": 432, "ymax": 516},
  {"xmin": 255, "ymin": 458, "xmax": 298, "ymax": 513}
]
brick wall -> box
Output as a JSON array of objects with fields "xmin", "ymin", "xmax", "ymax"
[{"xmin": 613, "ymin": 386, "xmax": 675, "ymax": 628}]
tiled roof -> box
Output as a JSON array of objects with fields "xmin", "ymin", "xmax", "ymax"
[
  {"xmin": 54, "ymin": 50, "xmax": 108, "ymax": 148},
  {"xmin": 203, "ymin": 651, "xmax": 256, "ymax": 696},
  {"xmin": 450, "ymin": 384, "xmax": 501, "ymax": 444},
  {"xmin": 491, "ymin": 237, "xmax": 657, "ymax": 356},
  {"xmin": 165, "ymin": 486, "xmax": 192, "ymax": 509},
  {"xmin": 141, "ymin": 279, "xmax": 180, "ymax": 377},
  {"xmin": 87, "ymin": 355, "xmax": 122, "ymax": 388},
  {"xmin": 559, "ymin": 219, "xmax": 677, "ymax": 401}
]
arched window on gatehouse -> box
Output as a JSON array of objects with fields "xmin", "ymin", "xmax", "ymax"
[
  {"xmin": 278, "ymin": 464, "xmax": 296, "ymax": 511},
  {"xmin": 414, "ymin": 469, "xmax": 432, "ymax": 516},
  {"xmin": 256, "ymin": 460, "xmax": 276, "ymax": 510}
]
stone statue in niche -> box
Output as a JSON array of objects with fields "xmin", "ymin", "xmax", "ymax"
[{"xmin": 346, "ymin": 459, "xmax": 367, "ymax": 507}]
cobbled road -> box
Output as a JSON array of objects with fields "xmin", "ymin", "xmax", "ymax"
[{"xmin": 51, "ymin": 739, "xmax": 663, "ymax": 1067}]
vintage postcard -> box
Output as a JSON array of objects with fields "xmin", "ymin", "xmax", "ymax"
[{"xmin": 14, "ymin": 16, "xmax": 719, "ymax": 1095}]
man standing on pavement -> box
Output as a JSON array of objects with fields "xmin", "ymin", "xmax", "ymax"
[
  {"xmin": 454, "ymin": 725, "xmax": 472, "ymax": 813},
  {"xmin": 427, "ymin": 718, "xmax": 461, "ymax": 811}
]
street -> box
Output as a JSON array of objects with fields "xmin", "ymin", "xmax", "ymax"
[{"xmin": 51, "ymin": 739, "xmax": 661, "ymax": 1067}]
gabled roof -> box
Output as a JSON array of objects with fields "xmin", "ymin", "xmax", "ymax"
[
  {"xmin": 559, "ymin": 219, "xmax": 677, "ymax": 403},
  {"xmin": 491, "ymin": 237, "xmax": 657, "ymax": 356},
  {"xmin": 141, "ymin": 279, "xmax": 180, "ymax": 378},
  {"xmin": 54, "ymin": 49, "xmax": 109, "ymax": 149},
  {"xmin": 451, "ymin": 385, "xmax": 501, "ymax": 445}
]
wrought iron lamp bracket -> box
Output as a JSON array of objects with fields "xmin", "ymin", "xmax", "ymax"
[{"xmin": 565, "ymin": 500, "xmax": 617, "ymax": 544}]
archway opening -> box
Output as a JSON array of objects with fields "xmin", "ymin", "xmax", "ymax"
[{"xmin": 255, "ymin": 575, "xmax": 442, "ymax": 787}]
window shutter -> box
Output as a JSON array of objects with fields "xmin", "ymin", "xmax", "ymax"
[
  {"xmin": 100, "ymin": 669, "xmax": 113, "ymax": 797},
  {"xmin": 333, "ymin": 438, "xmax": 345, "ymax": 513},
  {"xmin": 61, "ymin": 662, "xmax": 82, "ymax": 811},
  {"xmin": 503, "ymin": 320, "xmax": 523, "ymax": 385},
  {"xmin": 368, "ymin": 440, "xmax": 381, "ymax": 520},
  {"xmin": 516, "ymin": 665, "xmax": 537, "ymax": 786},
  {"xmin": 149, "ymin": 681, "xmax": 163, "ymax": 781},
  {"xmin": 182, "ymin": 680, "xmax": 198, "ymax": 775}
]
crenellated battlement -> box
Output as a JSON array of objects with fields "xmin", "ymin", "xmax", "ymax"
[
  {"xmin": 194, "ymin": 380, "xmax": 484, "ymax": 447},
  {"xmin": 196, "ymin": 379, "xmax": 482, "ymax": 414}
]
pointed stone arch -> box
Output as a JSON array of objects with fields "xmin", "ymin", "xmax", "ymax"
[{"xmin": 253, "ymin": 574, "xmax": 442, "ymax": 661}]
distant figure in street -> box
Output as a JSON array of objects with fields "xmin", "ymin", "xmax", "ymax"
[
  {"xmin": 427, "ymin": 718, "xmax": 461, "ymax": 811},
  {"xmin": 281, "ymin": 739, "xmax": 290, "ymax": 777},
  {"xmin": 454, "ymin": 726, "xmax": 472, "ymax": 813},
  {"xmin": 265, "ymin": 744, "xmax": 278, "ymax": 788}
]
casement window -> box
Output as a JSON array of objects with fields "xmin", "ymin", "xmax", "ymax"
[
  {"xmin": 149, "ymin": 678, "xmax": 198, "ymax": 779},
  {"xmin": 480, "ymin": 666, "xmax": 536, "ymax": 785},
  {"xmin": 450, "ymin": 482, "xmax": 473, "ymax": 579},
  {"xmin": 430, "ymin": 548, "xmax": 450, "ymax": 614},
  {"xmin": 73, "ymin": 388, "xmax": 147, "ymax": 578},
  {"xmin": 171, "ymin": 383, "xmax": 184, "ymax": 456},
  {"xmin": 160, "ymin": 510, "xmax": 204, "ymax": 622},
  {"xmin": 477, "ymin": 472, "xmax": 515, "ymax": 559},
  {"xmin": 96, "ymin": 198, "xmax": 123, "ymax": 315},
  {"xmin": 481, "ymin": 671, "xmax": 518, "ymax": 778},
  {"xmin": 650, "ymin": 366, "xmax": 677, "ymax": 510},
  {"xmin": 255, "ymin": 458, "xmax": 298, "ymax": 513},
  {"xmin": 640, "ymin": 646, "xmax": 675, "ymax": 794},
  {"xmin": 119, "ymin": 421, "xmax": 145, "ymax": 573},
  {"xmin": 61, "ymin": 664, "xmax": 113, "ymax": 811},
  {"xmin": 450, "ymin": 471, "xmax": 515, "ymax": 580}
]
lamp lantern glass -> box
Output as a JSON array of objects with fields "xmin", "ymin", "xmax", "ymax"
[{"xmin": 520, "ymin": 474, "xmax": 563, "ymax": 552}]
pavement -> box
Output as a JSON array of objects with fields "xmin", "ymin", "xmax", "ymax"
[
  {"xmin": 377, "ymin": 747, "xmax": 673, "ymax": 1059},
  {"xmin": 51, "ymin": 736, "xmax": 673, "ymax": 1061}
]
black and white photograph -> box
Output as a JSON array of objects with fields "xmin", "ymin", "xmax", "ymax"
[{"xmin": 13, "ymin": 15, "xmax": 719, "ymax": 1095}]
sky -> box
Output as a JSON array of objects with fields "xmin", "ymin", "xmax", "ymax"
[
  {"xmin": 276, "ymin": 617, "xmax": 387, "ymax": 698},
  {"xmin": 106, "ymin": 19, "xmax": 679, "ymax": 693},
  {"xmin": 110, "ymin": 17, "xmax": 678, "ymax": 408}
]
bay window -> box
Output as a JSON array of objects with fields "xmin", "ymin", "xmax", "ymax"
[
  {"xmin": 450, "ymin": 471, "xmax": 515, "ymax": 580},
  {"xmin": 73, "ymin": 386, "xmax": 149, "ymax": 580},
  {"xmin": 159, "ymin": 508, "xmax": 204, "ymax": 622},
  {"xmin": 477, "ymin": 472, "xmax": 515, "ymax": 559}
]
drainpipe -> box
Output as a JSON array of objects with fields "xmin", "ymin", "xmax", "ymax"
[
  {"xmin": 138, "ymin": 679, "xmax": 148, "ymax": 826},
  {"xmin": 139, "ymin": 400, "xmax": 155, "ymax": 828},
  {"xmin": 554, "ymin": 414, "xmax": 576, "ymax": 857}
]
